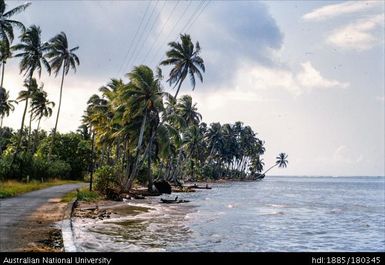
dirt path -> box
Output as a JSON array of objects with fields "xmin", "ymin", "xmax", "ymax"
[{"xmin": 0, "ymin": 183, "xmax": 83, "ymax": 252}]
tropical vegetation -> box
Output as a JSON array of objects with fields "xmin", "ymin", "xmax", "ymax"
[{"xmin": 0, "ymin": 0, "xmax": 287, "ymax": 197}]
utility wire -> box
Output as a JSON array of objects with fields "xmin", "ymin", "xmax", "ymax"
[
  {"xmin": 117, "ymin": 1, "xmax": 151, "ymax": 75},
  {"xmin": 125, "ymin": 0, "xmax": 160, "ymax": 72},
  {"xmin": 142, "ymin": 1, "xmax": 181, "ymax": 65},
  {"xmin": 156, "ymin": 0, "xmax": 210, "ymax": 66},
  {"xmin": 149, "ymin": 0, "xmax": 193, "ymax": 66},
  {"xmin": 131, "ymin": 0, "xmax": 167, "ymax": 68}
]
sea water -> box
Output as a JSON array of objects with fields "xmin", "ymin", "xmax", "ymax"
[{"xmin": 73, "ymin": 176, "xmax": 385, "ymax": 252}]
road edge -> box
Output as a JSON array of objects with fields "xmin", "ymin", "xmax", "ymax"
[{"xmin": 61, "ymin": 198, "xmax": 78, "ymax": 252}]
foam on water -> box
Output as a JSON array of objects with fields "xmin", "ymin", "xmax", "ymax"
[{"xmin": 72, "ymin": 176, "xmax": 385, "ymax": 252}]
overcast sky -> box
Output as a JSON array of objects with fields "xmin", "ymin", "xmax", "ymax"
[{"xmin": 3, "ymin": 0, "xmax": 384, "ymax": 176}]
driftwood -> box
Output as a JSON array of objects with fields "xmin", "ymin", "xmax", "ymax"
[
  {"xmin": 186, "ymin": 184, "xmax": 212, "ymax": 190},
  {"xmin": 160, "ymin": 196, "xmax": 190, "ymax": 204}
]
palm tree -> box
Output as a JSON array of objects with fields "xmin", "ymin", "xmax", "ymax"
[
  {"xmin": 262, "ymin": 153, "xmax": 288, "ymax": 176},
  {"xmin": 0, "ymin": 0, "xmax": 31, "ymax": 48},
  {"xmin": 121, "ymin": 65, "xmax": 163, "ymax": 191},
  {"xmin": 30, "ymin": 84, "xmax": 55, "ymax": 132},
  {"xmin": 160, "ymin": 34, "xmax": 205, "ymax": 99},
  {"xmin": 0, "ymin": 40, "xmax": 11, "ymax": 88},
  {"xmin": 46, "ymin": 32, "xmax": 79, "ymax": 138},
  {"xmin": 176, "ymin": 95, "xmax": 202, "ymax": 127},
  {"xmin": 0, "ymin": 86, "xmax": 16, "ymax": 127},
  {"xmin": 30, "ymin": 84, "xmax": 54, "ymax": 152},
  {"xmin": 13, "ymin": 25, "xmax": 51, "ymax": 156}
]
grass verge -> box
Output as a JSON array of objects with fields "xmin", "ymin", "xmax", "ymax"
[
  {"xmin": 0, "ymin": 179, "xmax": 82, "ymax": 199},
  {"xmin": 61, "ymin": 188, "xmax": 101, "ymax": 203}
]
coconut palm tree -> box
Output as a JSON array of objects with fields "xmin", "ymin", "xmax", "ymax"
[
  {"xmin": 160, "ymin": 34, "xmax": 205, "ymax": 99},
  {"xmin": 13, "ymin": 25, "xmax": 51, "ymax": 156},
  {"xmin": 30, "ymin": 84, "xmax": 55, "ymax": 132},
  {"xmin": 0, "ymin": 0, "xmax": 31, "ymax": 48},
  {"xmin": 176, "ymin": 95, "xmax": 202, "ymax": 127},
  {"xmin": 262, "ymin": 153, "xmax": 288, "ymax": 176},
  {"xmin": 46, "ymin": 32, "xmax": 79, "ymax": 138},
  {"xmin": 121, "ymin": 65, "xmax": 163, "ymax": 191},
  {"xmin": 0, "ymin": 86, "xmax": 16, "ymax": 127},
  {"xmin": 0, "ymin": 40, "xmax": 12, "ymax": 88}
]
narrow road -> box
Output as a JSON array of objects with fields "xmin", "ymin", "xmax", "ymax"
[{"xmin": 0, "ymin": 183, "xmax": 83, "ymax": 251}]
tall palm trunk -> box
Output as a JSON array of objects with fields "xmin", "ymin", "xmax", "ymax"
[
  {"xmin": 27, "ymin": 111, "xmax": 34, "ymax": 152},
  {"xmin": 0, "ymin": 61, "xmax": 5, "ymax": 88},
  {"xmin": 54, "ymin": 66, "xmax": 65, "ymax": 135},
  {"xmin": 49, "ymin": 66, "xmax": 65, "ymax": 160},
  {"xmin": 173, "ymin": 76, "xmax": 186, "ymax": 99},
  {"xmin": 124, "ymin": 110, "xmax": 147, "ymax": 191},
  {"xmin": 89, "ymin": 130, "xmax": 95, "ymax": 191},
  {"xmin": 13, "ymin": 74, "xmax": 33, "ymax": 162},
  {"xmin": 32, "ymin": 117, "xmax": 42, "ymax": 153}
]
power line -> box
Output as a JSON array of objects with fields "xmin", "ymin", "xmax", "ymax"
[
  {"xmin": 156, "ymin": 0, "xmax": 210, "ymax": 66},
  {"xmin": 117, "ymin": 1, "xmax": 151, "ymax": 75},
  {"xmin": 184, "ymin": 0, "xmax": 210, "ymax": 34},
  {"xmin": 124, "ymin": 0, "xmax": 160, "ymax": 73},
  {"xmin": 142, "ymin": 1, "xmax": 181, "ymax": 65},
  {"xmin": 149, "ymin": 0, "xmax": 193, "ymax": 66},
  {"xmin": 131, "ymin": 0, "xmax": 167, "ymax": 68},
  {"xmin": 178, "ymin": 0, "xmax": 206, "ymax": 36}
]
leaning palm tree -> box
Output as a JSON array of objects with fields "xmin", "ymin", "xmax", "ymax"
[
  {"xmin": 0, "ymin": 86, "xmax": 16, "ymax": 127},
  {"xmin": 160, "ymin": 34, "xmax": 205, "ymax": 99},
  {"xmin": 0, "ymin": 0, "xmax": 31, "ymax": 48},
  {"xmin": 122, "ymin": 65, "xmax": 164, "ymax": 191},
  {"xmin": 46, "ymin": 32, "xmax": 79, "ymax": 138},
  {"xmin": 262, "ymin": 153, "xmax": 288, "ymax": 176},
  {"xmin": 13, "ymin": 25, "xmax": 51, "ymax": 155}
]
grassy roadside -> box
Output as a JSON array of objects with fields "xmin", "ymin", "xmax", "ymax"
[
  {"xmin": 0, "ymin": 179, "xmax": 82, "ymax": 199},
  {"xmin": 61, "ymin": 187, "xmax": 102, "ymax": 203}
]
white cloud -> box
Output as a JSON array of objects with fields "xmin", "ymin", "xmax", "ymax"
[
  {"xmin": 233, "ymin": 61, "xmax": 349, "ymax": 97},
  {"xmin": 303, "ymin": 1, "xmax": 382, "ymax": 21},
  {"xmin": 327, "ymin": 14, "xmax": 385, "ymax": 51},
  {"xmin": 376, "ymin": 96, "xmax": 385, "ymax": 102},
  {"xmin": 296, "ymin": 62, "xmax": 349, "ymax": 89}
]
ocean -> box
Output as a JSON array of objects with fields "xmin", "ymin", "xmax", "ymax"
[{"xmin": 72, "ymin": 176, "xmax": 385, "ymax": 252}]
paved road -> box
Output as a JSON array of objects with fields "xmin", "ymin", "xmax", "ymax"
[{"xmin": 0, "ymin": 183, "xmax": 83, "ymax": 251}]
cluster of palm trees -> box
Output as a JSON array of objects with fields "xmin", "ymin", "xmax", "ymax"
[
  {"xmin": 0, "ymin": 0, "xmax": 288, "ymax": 187},
  {"xmin": 82, "ymin": 33, "xmax": 271, "ymax": 193},
  {"xmin": 0, "ymin": 0, "xmax": 79, "ymax": 158}
]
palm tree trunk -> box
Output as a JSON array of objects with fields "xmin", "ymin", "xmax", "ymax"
[
  {"xmin": 124, "ymin": 110, "xmax": 147, "ymax": 191},
  {"xmin": 263, "ymin": 163, "xmax": 278, "ymax": 176},
  {"xmin": 32, "ymin": 117, "xmax": 42, "ymax": 153},
  {"xmin": 173, "ymin": 76, "xmax": 186, "ymax": 99},
  {"xmin": 0, "ymin": 61, "xmax": 5, "ymax": 89},
  {"xmin": 89, "ymin": 129, "xmax": 95, "ymax": 191},
  {"xmin": 49, "ymin": 66, "xmax": 65, "ymax": 160},
  {"xmin": 27, "ymin": 111, "xmax": 33, "ymax": 152},
  {"xmin": 13, "ymin": 74, "xmax": 33, "ymax": 163},
  {"xmin": 0, "ymin": 116, "xmax": 3, "ymax": 128},
  {"xmin": 54, "ymin": 66, "xmax": 65, "ymax": 135}
]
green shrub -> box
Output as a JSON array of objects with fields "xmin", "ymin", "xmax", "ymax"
[
  {"xmin": 94, "ymin": 165, "xmax": 118, "ymax": 194},
  {"xmin": 47, "ymin": 160, "xmax": 71, "ymax": 179},
  {"xmin": 76, "ymin": 189, "xmax": 100, "ymax": 201}
]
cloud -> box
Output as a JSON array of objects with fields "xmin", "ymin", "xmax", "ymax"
[
  {"xmin": 190, "ymin": 2, "xmax": 284, "ymax": 88},
  {"xmin": 376, "ymin": 96, "xmax": 385, "ymax": 102},
  {"xmin": 296, "ymin": 62, "xmax": 349, "ymax": 90},
  {"xmin": 229, "ymin": 61, "xmax": 349, "ymax": 97},
  {"xmin": 303, "ymin": 1, "xmax": 382, "ymax": 21},
  {"xmin": 326, "ymin": 14, "xmax": 384, "ymax": 51}
]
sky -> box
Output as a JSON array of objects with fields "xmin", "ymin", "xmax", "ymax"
[{"xmin": 2, "ymin": 0, "xmax": 384, "ymax": 177}]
